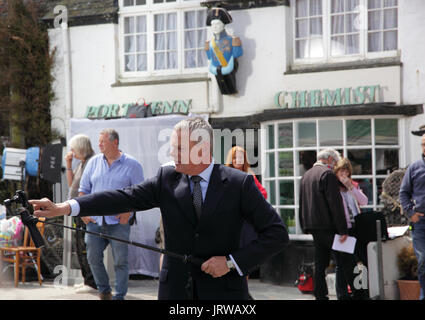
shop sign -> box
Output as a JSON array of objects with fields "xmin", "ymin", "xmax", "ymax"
[
  {"xmin": 274, "ymin": 85, "xmax": 380, "ymax": 109},
  {"xmin": 85, "ymin": 99, "xmax": 191, "ymax": 119}
]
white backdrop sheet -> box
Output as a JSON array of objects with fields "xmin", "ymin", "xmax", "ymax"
[{"xmin": 69, "ymin": 115, "xmax": 192, "ymax": 277}]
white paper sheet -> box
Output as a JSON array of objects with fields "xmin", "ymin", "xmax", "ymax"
[
  {"xmin": 332, "ymin": 235, "xmax": 357, "ymax": 254},
  {"xmin": 387, "ymin": 226, "xmax": 410, "ymax": 239}
]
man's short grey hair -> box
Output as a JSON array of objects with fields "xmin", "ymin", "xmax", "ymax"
[
  {"xmin": 174, "ymin": 117, "xmax": 213, "ymax": 154},
  {"xmin": 100, "ymin": 128, "xmax": 119, "ymax": 145},
  {"xmin": 69, "ymin": 134, "xmax": 95, "ymax": 159},
  {"xmin": 317, "ymin": 148, "xmax": 341, "ymax": 162}
]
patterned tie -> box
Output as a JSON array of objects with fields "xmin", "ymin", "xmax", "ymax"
[{"xmin": 191, "ymin": 175, "xmax": 203, "ymax": 219}]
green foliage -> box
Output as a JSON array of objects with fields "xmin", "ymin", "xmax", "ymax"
[{"xmin": 0, "ymin": 0, "xmax": 56, "ymax": 200}]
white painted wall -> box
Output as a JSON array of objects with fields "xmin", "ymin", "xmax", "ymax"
[{"xmin": 399, "ymin": 0, "xmax": 425, "ymax": 166}]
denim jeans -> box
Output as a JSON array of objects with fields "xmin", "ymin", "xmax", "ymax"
[
  {"xmin": 85, "ymin": 222, "xmax": 130, "ymax": 300},
  {"xmin": 412, "ymin": 226, "xmax": 425, "ymax": 300}
]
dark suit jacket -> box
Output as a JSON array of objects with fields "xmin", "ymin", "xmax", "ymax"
[
  {"xmin": 75, "ymin": 164, "xmax": 289, "ymax": 300},
  {"xmin": 299, "ymin": 164, "xmax": 348, "ymax": 235}
]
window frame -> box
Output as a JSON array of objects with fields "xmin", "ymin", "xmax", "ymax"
[
  {"xmin": 118, "ymin": 0, "xmax": 208, "ymax": 77},
  {"xmin": 291, "ymin": 0, "xmax": 399, "ymax": 66},
  {"xmin": 261, "ymin": 115, "xmax": 401, "ymax": 236}
]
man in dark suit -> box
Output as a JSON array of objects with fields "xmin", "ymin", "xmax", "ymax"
[
  {"xmin": 30, "ymin": 117, "xmax": 289, "ymax": 300},
  {"xmin": 299, "ymin": 148, "xmax": 350, "ymax": 300}
]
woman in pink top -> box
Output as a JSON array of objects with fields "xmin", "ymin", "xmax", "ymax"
[{"xmin": 334, "ymin": 157, "xmax": 369, "ymax": 300}]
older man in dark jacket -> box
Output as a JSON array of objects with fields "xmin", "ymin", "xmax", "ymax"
[{"xmin": 299, "ymin": 148, "xmax": 351, "ymax": 300}]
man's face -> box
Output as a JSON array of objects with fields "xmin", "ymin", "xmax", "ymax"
[
  {"xmin": 211, "ymin": 19, "xmax": 225, "ymax": 35},
  {"xmin": 170, "ymin": 129, "xmax": 211, "ymax": 174},
  {"xmin": 99, "ymin": 133, "xmax": 117, "ymax": 155}
]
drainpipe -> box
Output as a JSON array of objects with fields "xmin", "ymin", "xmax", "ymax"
[
  {"xmin": 61, "ymin": 21, "xmax": 74, "ymax": 282},
  {"xmin": 62, "ymin": 22, "xmax": 73, "ymax": 134}
]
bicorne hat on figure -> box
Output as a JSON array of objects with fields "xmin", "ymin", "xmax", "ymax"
[
  {"xmin": 206, "ymin": 7, "xmax": 233, "ymax": 26},
  {"xmin": 412, "ymin": 125, "xmax": 425, "ymax": 136}
]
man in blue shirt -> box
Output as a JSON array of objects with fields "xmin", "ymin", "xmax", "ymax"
[
  {"xmin": 78, "ymin": 128, "xmax": 144, "ymax": 300},
  {"xmin": 400, "ymin": 134, "xmax": 425, "ymax": 300}
]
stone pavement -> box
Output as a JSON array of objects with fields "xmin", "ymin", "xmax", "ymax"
[{"xmin": 0, "ymin": 277, "xmax": 330, "ymax": 300}]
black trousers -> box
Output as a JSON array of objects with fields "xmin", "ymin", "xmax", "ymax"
[{"xmin": 311, "ymin": 231, "xmax": 357, "ymax": 300}]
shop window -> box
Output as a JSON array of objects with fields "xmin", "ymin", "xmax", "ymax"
[
  {"xmin": 292, "ymin": 0, "xmax": 398, "ymax": 64},
  {"xmin": 119, "ymin": 0, "xmax": 208, "ymax": 76},
  {"xmin": 262, "ymin": 117, "xmax": 400, "ymax": 235}
]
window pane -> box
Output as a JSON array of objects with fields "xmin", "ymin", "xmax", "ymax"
[
  {"xmin": 197, "ymin": 50, "xmax": 207, "ymax": 67},
  {"xmin": 185, "ymin": 50, "xmax": 196, "ymax": 68},
  {"xmin": 309, "ymin": 38, "xmax": 323, "ymax": 58},
  {"xmin": 155, "ymin": 33, "xmax": 165, "ymax": 50},
  {"xmin": 154, "ymin": 14, "xmax": 165, "ymax": 31},
  {"xmin": 124, "ymin": 17, "xmax": 134, "ymax": 34},
  {"xmin": 368, "ymin": 11, "xmax": 382, "ymax": 30},
  {"xmin": 296, "ymin": 19, "xmax": 309, "ymax": 38},
  {"xmin": 267, "ymin": 153, "xmax": 275, "ymax": 178},
  {"xmin": 377, "ymin": 178, "xmax": 386, "ymax": 206},
  {"xmin": 346, "ymin": 120, "xmax": 371, "ymax": 145},
  {"xmin": 136, "ymin": 0, "xmax": 146, "ymax": 5},
  {"xmin": 185, "ymin": 30, "xmax": 196, "ymax": 49},
  {"xmin": 268, "ymin": 125, "xmax": 275, "ymax": 149},
  {"xmin": 167, "ymin": 13, "xmax": 177, "ymax": 30},
  {"xmin": 125, "ymin": 55, "xmax": 135, "ymax": 71},
  {"xmin": 295, "ymin": 39, "xmax": 308, "ymax": 59},
  {"xmin": 280, "ymin": 209, "xmax": 296, "ymax": 234},
  {"xmin": 375, "ymin": 149, "xmax": 398, "ymax": 175},
  {"xmin": 375, "ymin": 119, "xmax": 398, "ymax": 145},
  {"xmin": 267, "ymin": 181, "xmax": 276, "ymax": 205},
  {"xmin": 331, "ymin": 36, "xmax": 345, "ymax": 56},
  {"xmin": 319, "ymin": 120, "xmax": 343, "ymax": 146},
  {"xmin": 368, "ymin": 31, "xmax": 383, "ymax": 52},
  {"xmin": 384, "ymin": 30, "xmax": 397, "ymax": 50},
  {"xmin": 310, "ymin": 17, "xmax": 323, "ymax": 35},
  {"xmin": 197, "ymin": 10, "xmax": 207, "ymax": 27},
  {"xmin": 296, "ymin": 0, "xmax": 308, "ymax": 18},
  {"xmin": 137, "ymin": 54, "xmax": 147, "ymax": 71},
  {"xmin": 347, "ymin": 149, "xmax": 372, "ymax": 174},
  {"xmin": 124, "ymin": 0, "xmax": 133, "ymax": 6},
  {"xmin": 368, "ymin": 0, "xmax": 382, "ymax": 9},
  {"xmin": 332, "ymin": 0, "xmax": 344, "ymax": 13},
  {"xmin": 346, "ymin": 13, "xmax": 357, "ymax": 33},
  {"xmin": 384, "ymin": 8, "xmax": 397, "ymax": 29},
  {"xmin": 358, "ymin": 179, "xmax": 373, "ymax": 205},
  {"xmin": 297, "ymin": 122, "xmax": 316, "ymax": 147},
  {"xmin": 155, "ymin": 52, "xmax": 165, "ymax": 69},
  {"xmin": 137, "ymin": 35, "xmax": 146, "ymax": 52},
  {"xmin": 310, "ymin": 0, "xmax": 322, "ymax": 15},
  {"xmin": 331, "ymin": 15, "xmax": 344, "ymax": 34},
  {"xmin": 384, "ymin": 0, "xmax": 397, "ymax": 7},
  {"xmin": 279, "ymin": 181, "xmax": 294, "ymax": 205},
  {"xmin": 125, "ymin": 35, "xmax": 135, "ymax": 53},
  {"xmin": 346, "ymin": 0, "xmax": 359, "ymax": 11},
  {"xmin": 167, "ymin": 32, "xmax": 177, "ymax": 50},
  {"xmin": 136, "ymin": 16, "xmax": 146, "ymax": 33},
  {"xmin": 197, "ymin": 29, "xmax": 206, "ymax": 47},
  {"xmin": 279, "ymin": 152, "xmax": 294, "ymax": 176},
  {"xmin": 298, "ymin": 150, "xmax": 316, "ymax": 176},
  {"xmin": 167, "ymin": 52, "xmax": 177, "ymax": 69},
  {"xmin": 346, "ymin": 34, "xmax": 359, "ymax": 54},
  {"xmin": 185, "ymin": 11, "xmax": 196, "ymax": 29},
  {"xmin": 278, "ymin": 123, "xmax": 293, "ymax": 148}
]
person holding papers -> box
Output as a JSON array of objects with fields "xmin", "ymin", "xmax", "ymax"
[
  {"xmin": 334, "ymin": 158, "xmax": 368, "ymax": 300},
  {"xmin": 299, "ymin": 149, "xmax": 352, "ymax": 300}
]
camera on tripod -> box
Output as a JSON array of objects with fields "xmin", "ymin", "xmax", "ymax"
[{"xmin": 4, "ymin": 190, "xmax": 45, "ymax": 248}]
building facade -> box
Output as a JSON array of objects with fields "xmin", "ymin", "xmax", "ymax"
[{"xmin": 45, "ymin": 0, "xmax": 425, "ymax": 284}]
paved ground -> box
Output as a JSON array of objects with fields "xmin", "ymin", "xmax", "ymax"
[{"xmin": 0, "ymin": 277, "xmax": 325, "ymax": 300}]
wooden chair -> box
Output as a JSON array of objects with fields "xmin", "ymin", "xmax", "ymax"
[{"xmin": 0, "ymin": 218, "xmax": 45, "ymax": 287}]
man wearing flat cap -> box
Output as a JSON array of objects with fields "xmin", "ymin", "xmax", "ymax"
[{"xmin": 205, "ymin": 7, "xmax": 243, "ymax": 95}]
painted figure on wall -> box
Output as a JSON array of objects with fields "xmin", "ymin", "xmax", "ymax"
[{"xmin": 205, "ymin": 7, "xmax": 243, "ymax": 95}]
